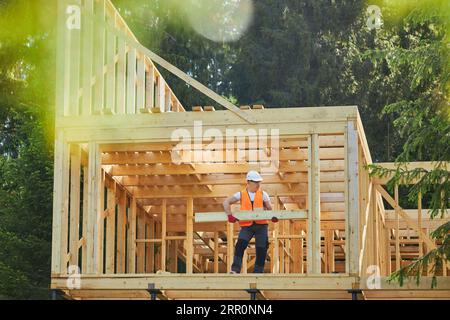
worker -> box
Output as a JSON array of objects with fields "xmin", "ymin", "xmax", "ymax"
[{"xmin": 223, "ymin": 170, "xmax": 278, "ymax": 273}]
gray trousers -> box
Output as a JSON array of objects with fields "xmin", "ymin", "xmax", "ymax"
[{"xmin": 231, "ymin": 222, "xmax": 269, "ymax": 273}]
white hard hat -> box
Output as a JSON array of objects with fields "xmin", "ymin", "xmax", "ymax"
[{"xmin": 246, "ymin": 170, "xmax": 263, "ymax": 182}]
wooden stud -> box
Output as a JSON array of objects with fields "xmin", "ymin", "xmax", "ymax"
[
  {"xmin": 226, "ymin": 221, "xmax": 234, "ymax": 273},
  {"xmin": 92, "ymin": 0, "xmax": 105, "ymax": 114},
  {"xmin": 126, "ymin": 47, "xmax": 137, "ymax": 114},
  {"xmin": 105, "ymin": 181, "xmax": 116, "ymax": 274},
  {"xmin": 69, "ymin": 144, "xmax": 81, "ymax": 267},
  {"xmin": 86, "ymin": 142, "xmax": 101, "ymax": 274},
  {"xmin": 307, "ymin": 134, "xmax": 321, "ymax": 274},
  {"xmin": 346, "ymin": 121, "xmax": 360, "ymax": 274},
  {"xmin": 161, "ymin": 199, "xmax": 167, "ymax": 271},
  {"xmin": 116, "ymin": 190, "xmax": 127, "ymax": 273},
  {"xmin": 186, "ymin": 198, "xmax": 194, "ymax": 273},
  {"xmin": 127, "ymin": 196, "xmax": 137, "ymax": 273},
  {"xmin": 51, "ymin": 130, "xmax": 70, "ymax": 275}
]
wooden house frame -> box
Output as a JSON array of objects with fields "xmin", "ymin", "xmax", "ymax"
[{"xmin": 50, "ymin": 0, "xmax": 450, "ymax": 300}]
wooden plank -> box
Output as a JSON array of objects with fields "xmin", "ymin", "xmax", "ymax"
[
  {"xmin": 104, "ymin": 17, "xmax": 116, "ymax": 114},
  {"xmin": 307, "ymin": 134, "xmax": 321, "ymax": 274},
  {"xmin": 214, "ymin": 231, "xmax": 219, "ymax": 273},
  {"xmin": 69, "ymin": 7, "xmax": 81, "ymax": 116},
  {"xmin": 136, "ymin": 56, "xmax": 146, "ymax": 110},
  {"xmin": 161, "ymin": 199, "xmax": 167, "ymax": 271},
  {"xmin": 51, "ymin": 274, "xmax": 361, "ymax": 291},
  {"xmin": 86, "ymin": 142, "xmax": 101, "ymax": 273},
  {"xmin": 126, "ymin": 47, "xmax": 136, "ymax": 114},
  {"xmin": 226, "ymin": 221, "xmax": 234, "ymax": 273},
  {"xmin": 116, "ymin": 189, "xmax": 127, "ymax": 273},
  {"xmin": 51, "ymin": 130, "xmax": 70, "ymax": 275},
  {"xmin": 92, "ymin": 0, "xmax": 105, "ymax": 114},
  {"xmin": 110, "ymin": 161, "xmax": 344, "ymax": 176},
  {"xmin": 69, "ymin": 144, "xmax": 81, "ymax": 267},
  {"xmin": 127, "ymin": 197, "xmax": 137, "ymax": 273},
  {"xmin": 81, "ymin": 165, "xmax": 89, "ymax": 273},
  {"xmin": 346, "ymin": 121, "xmax": 359, "ymax": 274},
  {"xmin": 116, "ymin": 36, "xmax": 127, "ymax": 114},
  {"xmin": 136, "ymin": 212, "xmax": 145, "ymax": 273},
  {"xmin": 394, "ymin": 185, "xmax": 401, "ymax": 270},
  {"xmin": 195, "ymin": 210, "xmax": 307, "ymax": 223},
  {"xmin": 145, "ymin": 63, "xmax": 155, "ymax": 109},
  {"xmin": 96, "ymin": 170, "xmax": 105, "ymax": 273},
  {"xmin": 272, "ymin": 197, "xmax": 280, "ymax": 273},
  {"xmin": 55, "ymin": 0, "xmax": 68, "ymax": 117},
  {"xmin": 81, "ymin": 0, "xmax": 94, "ymax": 115},
  {"xmin": 186, "ymin": 198, "xmax": 194, "ymax": 273},
  {"xmin": 105, "ymin": 182, "xmax": 116, "ymax": 274}
]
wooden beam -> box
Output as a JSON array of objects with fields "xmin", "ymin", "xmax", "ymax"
[
  {"xmin": 69, "ymin": 144, "xmax": 81, "ymax": 267},
  {"xmin": 186, "ymin": 198, "xmax": 194, "ymax": 273},
  {"xmin": 195, "ymin": 210, "xmax": 307, "ymax": 223},
  {"xmin": 127, "ymin": 196, "xmax": 137, "ymax": 273},
  {"xmin": 346, "ymin": 121, "xmax": 360, "ymax": 275},
  {"xmin": 161, "ymin": 199, "xmax": 167, "ymax": 271},
  {"xmin": 86, "ymin": 142, "xmax": 102, "ymax": 274},
  {"xmin": 227, "ymin": 222, "xmax": 234, "ymax": 273},
  {"xmin": 51, "ymin": 130, "xmax": 70, "ymax": 275},
  {"xmin": 307, "ymin": 134, "xmax": 321, "ymax": 274}
]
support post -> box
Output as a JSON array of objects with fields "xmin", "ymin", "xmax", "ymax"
[
  {"xmin": 307, "ymin": 134, "xmax": 321, "ymax": 273},
  {"xmin": 346, "ymin": 121, "xmax": 360, "ymax": 274}
]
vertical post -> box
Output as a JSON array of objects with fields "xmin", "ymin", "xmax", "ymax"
[
  {"xmin": 186, "ymin": 197, "xmax": 194, "ymax": 273},
  {"xmin": 105, "ymin": 180, "xmax": 116, "ymax": 274},
  {"xmin": 161, "ymin": 199, "xmax": 167, "ymax": 271},
  {"xmin": 128, "ymin": 196, "xmax": 137, "ymax": 273},
  {"xmin": 136, "ymin": 55, "xmax": 146, "ymax": 111},
  {"xmin": 69, "ymin": 144, "xmax": 81, "ymax": 267},
  {"xmin": 126, "ymin": 47, "xmax": 137, "ymax": 114},
  {"xmin": 51, "ymin": 130, "xmax": 70, "ymax": 275},
  {"xmin": 116, "ymin": 36, "xmax": 127, "ymax": 114},
  {"xmin": 226, "ymin": 220, "xmax": 234, "ymax": 273},
  {"xmin": 214, "ymin": 231, "xmax": 219, "ymax": 273},
  {"xmin": 394, "ymin": 185, "xmax": 400, "ymax": 270},
  {"xmin": 136, "ymin": 211, "xmax": 145, "ymax": 273},
  {"xmin": 81, "ymin": 165, "xmax": 89, "ymax": 274},
  {"xmin": 92, "ymin": 0, "xmax": 105, "ymax": 114},
  {"xmin": 68, "ymin": 2, "xmax": 81, "ymax": 116},
  {"xmin": 81, "ymin": 0, "xmax": 94, "ymax": 115},
  {"xmin": 104, "ymin": 13, "xmax": 116, "ymax": 114},
  {"xmin": 292, "ymin": 222, "xmax": 302, "ymax": 273},
  {"xmin": 86, "ymin": 142, "xmax": 101, "ymax": 274},
  {"xmin": 116, "ymin": 190, "xmax": 127, "ymax": 273},
  {"xmin": 272, "ymin": 196, "xmax": 279, "ymax": 273},
  {"xmin": 145, "ymin": 64, "xmax": 155, "ymax": 109},
  {"xmin": 96, "ymin": 170, "xmax": 105, "ymax": 274},
  {"xmin": 346, "ymin": 121, "xmax": 360, "ymax": 274},
  {"xmin": 55, "ymin": 0, "xmax": 70, "ymax": 116},
  {"xmin": 148, "ymin": 219, "xmax": 155, "ymax": 272},
  {"xmin": 418, "ymin": 192, "xmax": 423, "ymax": 257},
  {"xmin": 157, "ymin": 77, "xmax": 166, "ymax": 112},
  {"xmin": 307, "ymin": 134, "xmax": 321, "ymax": 274}
]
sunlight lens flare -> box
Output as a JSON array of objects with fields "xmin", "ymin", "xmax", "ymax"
[{"xmin": 183, "ymin": 0, "xmax": 254, "ymax": 43}]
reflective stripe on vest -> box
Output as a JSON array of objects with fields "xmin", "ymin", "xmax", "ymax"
[{"xmin": 239, "ymin": 188, "xmax": 269, "ymax": 227}]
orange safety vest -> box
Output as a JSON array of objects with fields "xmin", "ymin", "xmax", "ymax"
[{"xmin": 239, "ymin": 188, "xmax": 269, "ymax": 227}]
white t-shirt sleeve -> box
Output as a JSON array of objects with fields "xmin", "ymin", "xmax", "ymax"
[{"xmin": 232, "ymin": 191, "xmax": 270, "ymax": 202}]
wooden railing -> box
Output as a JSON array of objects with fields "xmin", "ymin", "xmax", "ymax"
[
  {"xmin": 358, "ymin": 159, "xmax": 450, "ymax": 277},
  {"xmin": 56, "ymin": 0, "xmax": 184, "ymax": 117}
]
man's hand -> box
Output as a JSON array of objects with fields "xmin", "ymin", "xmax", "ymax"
[
  {"xmin": 227, "ymin": 215, "xmax": 239, "ymax": 223},
  {"xmin": 271, "ymin": 216, "xmax": 279, "ymax": 223}
]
